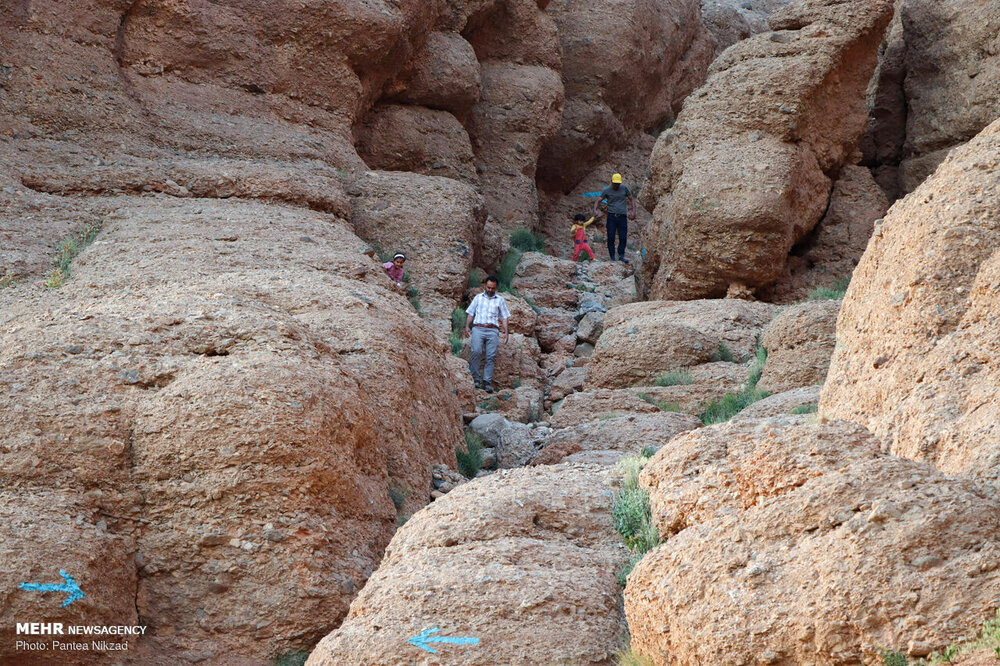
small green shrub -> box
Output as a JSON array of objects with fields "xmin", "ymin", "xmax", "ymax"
[
  {"xmin": 272, "ymin": 649, "xmax": 309, "ymax": 666},
  {"xmin": 449, "ymin": 331, "xmax": 463, "ymax": 356},
  {"xmin": 612, "ymin": 453, "xmax": 660, "ymax": 568},
  {"xmin": 616, "ymin": 551, "xmax": 644, "ymax": 586},
  {"xmin": 614, "ymin": 646, "xmax": 655, "ymax": 666},
  {"xmin": 388, "ymin": 484, "xmax": 407, "ymax": 511},
  {"xmin": 405, "ymin": 281, "xmax": 422, "ymax": 314},
  {"xmin": 457, "ymin": 430, "xmax": 484, "ymax": 478},
  {"xmin": 452, "ymin": 306, "xmax": 467, "ymax": 332},
  {"xmin": 497, "ymin": 249, "xmax": 522, "ymax": 291},
  {"xmin": 467, "ymin": 268, "xmax": 484, "ymax": 288},
  {"xmin": 636, "ymin": 393, "xmax": 682, "ymax": 413},
  {"xmin": 655, "ymin": 368, "xmax": 693, "ymax": 386},
  {"xmin": 791, "ymin": 403, "xmax": 819, "ymax": 415},
  {"xmin": 746, "ymin": 344, "xmax": 768, "ymax": 387},
  {"xmin": 613, "ymin": 487, "xmax": 657, "ymax": 551},
  {"xmin": 46, "ymin": 219, "xmax": 103, "ymax": 288},
  {"xmin": 881, "ymin": 651, "xmax": 908, "ymax": 666},
  {"xmin": 808, "ymin": 275, "xmax": 851, "ymax": 301},
  {"xmin": 0, "ymin": 274, "xmax": 15, "ymax": 289},
  {"xmin": 510, "ymin": 227, "xmax": 547, "ymax": 253},
  {"xmin": 699, "ymin": 387, "xmax": 770, "ymax": 425},
  {"xmin": 710, "ymin": 341, "xmax": 734, "ymax": 363}
]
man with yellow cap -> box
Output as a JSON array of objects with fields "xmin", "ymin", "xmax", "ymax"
[{"xmin": 592, "ymin": 173, "xmax": 637, "ymax": 262}]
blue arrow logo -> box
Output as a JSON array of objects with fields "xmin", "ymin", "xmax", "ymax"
[
  {"xmin": 582, "ymin": 191, "xmax": 603, "ymax": 197},
  {"xmin": 407, "ymin": 627, "xmax": 479, "ymax": 654},
  {"xmin": 20, "ymin": 570, "xmax": 85, "ymax": 607}
]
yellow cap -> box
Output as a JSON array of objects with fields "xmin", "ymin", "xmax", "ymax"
[{"xmin": 611, "ymin": 173, "xmax": 622, "ymax": 183}]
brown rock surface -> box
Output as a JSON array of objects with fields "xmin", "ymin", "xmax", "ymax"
[
  {"xmin": 640, "ymin": 0, "xmax": 895, "ymax": 300},
  {"xmin": 900, "ymin": 0, "xmax": 1000, "ymax": 168},
  {"xmin": 757, "ymin": 299, "xmax": 840, "ymax": 393},
  {"xmin": 0, "ymin": 196, "xmax": 463, "ymax": 663},
  {"xmin": 537, "ymin": 0, "xmax": 713, "ymax": 192},
  {"xmin": 540, "ymin": 412, "xmax": 703, "ymax": 464},
  {"xmin": 467, "ymin": 62, "xmax": 564, "ymax": 244},
  {"xmin": 588, "ymin": 300, "xmax": 776, "ymax": 388},
  {"xmin": 759, "ymin": 165, "xmax": 889, "ymax": 303},
  {"xmin": 821, "ymin": 119, "xmax": 1000, "ymax": 483},
  {"xmin": 628, "ymin": 418, "xmax": 1000, "ymax": 664},
  {"xmin": 701, "ymin": 0, "xmax": 795, "ymax": 55},
  {"xmin": 733, "ymin": 385, "xmax": 823, "ymax": 420},
  {"xmin": 356, "ymin": 104, "xmax": 478, "ymax": 183},
  {"xmin": 348, "ymin": 170, "xmax": 485, "ymax": 333},
  {"xmin": 383, "ymin": 31, "xmax": 482, "ymax": 119},
  {"xmin": 307, "ymin": 464, "xmax": 628, "ymax": 666}
]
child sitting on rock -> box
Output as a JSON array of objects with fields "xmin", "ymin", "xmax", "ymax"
[
  {"xmin": 571, "ymin": 213, "xmax": 598, "ymax": 261},
  {"xmin": 383, "ymin": 252, "xmax": 405, "ymax": 287}
]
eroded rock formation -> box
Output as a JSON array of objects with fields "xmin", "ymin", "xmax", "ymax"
[
  {"xmin": 640, "ymin": 0, "xmax": 895, "ymax": 300},
  {"xmin": 628, "ymin": 418, "xmax": 1000, "ymax": 664},
  {"xmin": 822, "ymin": 118, "xmax": 1000, "ymax": 483}
]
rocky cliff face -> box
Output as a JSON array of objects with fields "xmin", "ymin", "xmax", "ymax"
[
  {"xmin": 639, "ymin": 0, "xmax": 895, "ymax": 300},
  {"xmin": 822, "ymin": 118, "xmax": 1000, "ymax": 484}
]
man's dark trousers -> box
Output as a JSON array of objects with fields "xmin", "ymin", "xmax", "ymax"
[{"xmin": 606, "ymin": 213, "xmax": 628, "ymax": 259}]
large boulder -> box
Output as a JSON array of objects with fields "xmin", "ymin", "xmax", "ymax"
[
  {"xmin": 821, "ymin": 118, "xmax": 1000, "ymax": 484},
  {"xmin": 307, "ymin": 464, "xmax": 628, "ymax": 666},
  {"xmin": 640, "ymin": 0, "xmax": 896, "ymax": 300},
  {"xmin": 628, "ymin": 418, "xmax": 1000, "ymax": 664},
  {"xmin": 587, "ymin": 300, "xmax": 776, "ymax": 388},
  {"xmin": 0, "ymin": 196, "xmax": 464, "ymax": 664},
  {"xmin": 757, "ymin": 299, "xmax": 840, "ymax": 393},
  {"xmin": 536, "ymin": 0, "xmax": 714, "ymax": 192},
  {"xmin": 348, "ymin": 170, "xmax": 486, "ymax": 334}
]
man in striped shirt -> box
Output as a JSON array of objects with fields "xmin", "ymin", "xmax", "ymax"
[{"xmin": 463, "ymin": 275, "xmax": 511, "ymax": 393}]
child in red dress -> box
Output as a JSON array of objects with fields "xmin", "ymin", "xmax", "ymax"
[{"xmin": 571, "ymin": 213, "xmax": 597, "ymax": 261}]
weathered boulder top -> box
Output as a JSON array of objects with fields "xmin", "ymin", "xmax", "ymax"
[
  {"xmin": 641, "ymin": 0, "xmax": 896, "ymax": 300},
  {"xmin": 306, "ymin": 464, "xmax": 628, "ymax": 666},
  {"xmin": 628, "ymin": 417, "xmax": 1000, "ymax": 664}
]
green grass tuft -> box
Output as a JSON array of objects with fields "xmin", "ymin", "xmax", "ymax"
[
  {"xmin": 636, "ymin": 393, "xmax": 682, "ymax": 413},
  {"xmin": 614, "ymin": 646, "xmax": 655, "ymax": 666},
  {"xmin": 881, "ymin": 651, "xmax": 908, "ymax": 666},
  {"xmin": 452, "ymin": 306, "xmax": 467, "ymax": 332},
  {"xmin": 0, "ymin": 274, "xmax": 16, "ymax": 289},
  {"xmin": 791, "ymin": 403, "xmax": 819, "ymax": 415},
  {"xmin": 497, "ymin": 249, "xmax": 522, "ymax": 291},
  {"xmin": 272, "ymin": 649, "xmax": 309, "ymax": 666},
  {"xmin": 457, "ymin": 430, "xmax": 484, "ymax": 478},
  {"xmin": 710, "ymin": 341, "xmax": 734, "ymax": 363},
  {"xmin": 654, "ymin": 368, "xmax": 693, "ymax": 387},
  {"xmin": 746, "ymin": 343, "xmax": 768, "ymax": 387},
  {"xmin": 509, "ymin": 227, "xmax": 547, "ymax": 253},
  {"xmin": 612, "ymin": 453, "xmax": 660, "ymax": 588},
  {"xmin": 449, "ymin": 331, "xmax": 463, "ymax": 356},
  {"xmin": 808, "ymin": 274, "xmax": 852, "ymax": 301},
  {"xmin": 699, "ymin": 387, "xmax": 769, "ymax": 425},
  {"xmin": 467, "ymin": 268, "xmax": 484, "ymax": 288},
  {"xmin": 46, "ymin": 219, "xmax": 103, "ymax": 288}
]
